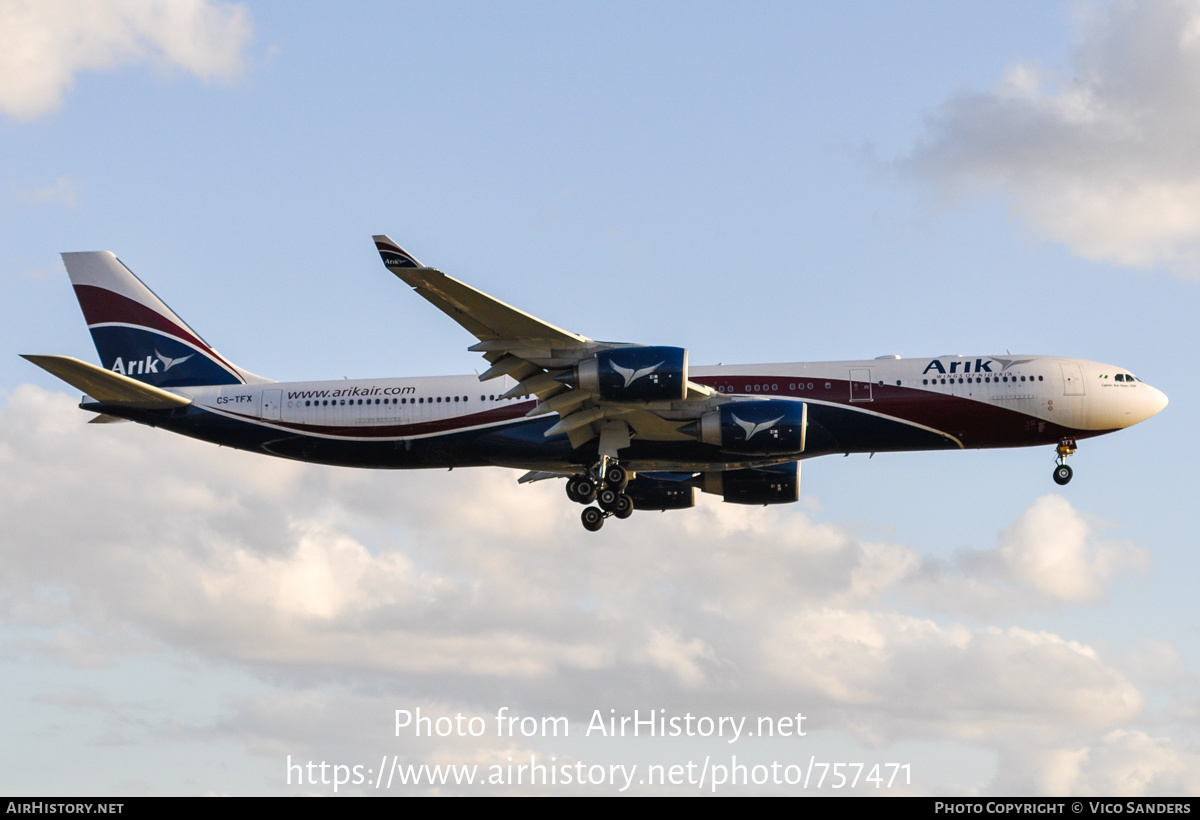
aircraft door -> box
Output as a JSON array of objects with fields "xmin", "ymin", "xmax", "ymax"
[
  {"xmin": 1060, "ymin": 363, "xmax": 1085, "ymax": 396},
  {"xmin": 849, "ymin": 368, "xmax": 873, "ymax": 402},
  {"xmin": 262, "ymin": 389, "xmax": 282, "ymax": 420}
]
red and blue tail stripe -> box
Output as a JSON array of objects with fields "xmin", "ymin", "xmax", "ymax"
[{"xmin": 63, "ymin": 251, "xmax": 254, "ymax": 388}]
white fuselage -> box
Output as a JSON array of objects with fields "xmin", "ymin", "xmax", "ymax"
[{"xmin": 180, "ymin": 355, "xmax": 1167, "ymax": 447}]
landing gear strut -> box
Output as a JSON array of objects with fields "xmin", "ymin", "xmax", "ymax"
[
  {"xmin": 1053, "ymin": 437, "xmax": 1076, "ymax": 486},
  {"xmin": 569, "ymin": 457, "xmax": 635, "ymax": 531}
]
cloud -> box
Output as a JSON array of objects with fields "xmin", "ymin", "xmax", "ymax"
[
  {"xmin": 991, "ymin": 729, "xmax": 1200, "ymax": 796},
  {"xmin": 0, "ymin": 0, "xmax": 252, "ymax": 121},
  {"xmin": 0, "ymin": 386, "xmax": 1179, "ymax": 793},
  {"xmin": 901, "ymin": 0, "xmax": 1200, "ymax": 275},
  {"xmin": 765, "ymin": 615, "xmax": 1142, "ymax": 734},
  {"xmin": 996, "ymin": 495, "xmax": 1149, "ymax": 603}
]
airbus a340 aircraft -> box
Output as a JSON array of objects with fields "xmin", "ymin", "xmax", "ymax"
[{"xmin": 24, "ymin": 237, "xmax": 1168, "ymax": 531}]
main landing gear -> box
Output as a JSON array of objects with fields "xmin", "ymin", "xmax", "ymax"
[
  {"xmin": 1052, "ymin": 437, "xmax": 1076, "ymax": 486},
  {"xmin": 567, "ymin": 457, "xmax": 634, "ymax": 531}
]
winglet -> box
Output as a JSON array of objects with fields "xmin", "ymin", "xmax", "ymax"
[{"xmin": 373, "ymin": 235, "xmax": 424, "ymax": 269}]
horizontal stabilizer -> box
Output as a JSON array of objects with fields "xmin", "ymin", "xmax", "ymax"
[{"xmin": 22, "ymin": 355, "xmax": 193, "ymax": 409}]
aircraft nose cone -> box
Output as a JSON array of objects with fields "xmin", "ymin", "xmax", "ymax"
[{"xmin": 1145, "ymin": 384, "xmax": 1169, "ymax": 418}]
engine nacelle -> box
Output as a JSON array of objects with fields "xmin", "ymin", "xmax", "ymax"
[
  {"xmin": 565, "ymin": 346, "xmax": 688, "ymax": 401},
  {"xmin": 625, "ymin": 475, "xmax": 697, "ymax": 511},
  {"xmin": 695, "ymin": 399, "xmax": 807, "ymax": 455},
  {"xmin": 702, "ymin": 462, "xmax": 800, "ymax": 506}
]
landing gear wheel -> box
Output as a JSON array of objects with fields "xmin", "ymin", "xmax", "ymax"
[
  {"xmin": 581, "ymin": 507, "xmax": 605, "ymax": 532},
  {"xmin": 574, "ymin": 478, "xmax": 597, "ymax": 504},
  {"xmin": 566, "ymin": 477, "xmax": 585, "ymax": 504},
  {"xmin": 613, "ymin": 494, "xmax": 634, "ymax": 519},
  {"xmin": 597, "ymin": 487, "xmax": 620, "ymax": 512},
  {"xmin": 605, "ymin": 465, "xmax": 629, "ymax": 491},
  {"xmin": 567, "ymin": 477, "xmax": 598, "ymax": 504},
  {"xmin": 1053, "ymin": 464, "xmax": 1073, "ymax": 486}
]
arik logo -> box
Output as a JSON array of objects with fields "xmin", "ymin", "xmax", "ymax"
[
  {"xmin": 110, "ymin": 350, "xmax": 193, "ymax": 376},
  {"xmin": 922, "ymin": 356, "xmax": 1033, "ymax": 375},
  {"xmin": 154, "ymin": 350, "xmax": 194, "ymax": 371},
  {"xmin": 611, "ymin": 360, "xmax": 663, "ymax": 388},
  {"xmin": 381, "ymin": 249, "xmax": 420, "ymax": 269},
  {"xmin": 732, "ymin": 413, "xmax": 783, "ymax": 441}
]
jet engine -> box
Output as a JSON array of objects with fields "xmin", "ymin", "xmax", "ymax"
[
  {"xmin": 624, "ymin": 475, "xmax": 697, "ymax": 511},
  {"xmin": 701, "ymin": 462, "xmax": 800, "ymax": 505},
  {"xmin": 690, "ymin": 399, "xmax": 807, "ymax": 455},
  {"xmin": 557, "ymin": 346, "xmax": 688, "ymax": 401}
]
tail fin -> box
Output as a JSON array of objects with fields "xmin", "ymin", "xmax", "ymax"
[{"xmin": 62, "ymin": 251, "xmax": 269, "ymax": 388}]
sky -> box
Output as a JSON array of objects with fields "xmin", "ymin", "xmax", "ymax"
[{"xmin": 1, "ymin": 0, "xmax": 1198, "ymax": 796}]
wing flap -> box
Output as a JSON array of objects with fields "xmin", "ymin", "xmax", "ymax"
[
  {"xmin": 88, "ymin": 414, "xmax": 130, "ymax": 424},
  {"xmin": 517, "ymin": 470, "xmax": 572, "ymax": 484},
  {"xmin": 22, "ymin": 355, "xmax": 193, "ymax": 409}
]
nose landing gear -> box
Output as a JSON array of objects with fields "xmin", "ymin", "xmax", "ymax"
[
  {"xmin": 1052, "ymin": 437, "xmax": 1076, "ymax": 485},
  {"xmin": 568, "ymin": 456, "xmax": 635, "ymax": 531}
]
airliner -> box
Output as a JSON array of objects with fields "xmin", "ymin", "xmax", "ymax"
[{"xmin": 23, "ymin": 236, "xmax": 1169, "ymax": 531}]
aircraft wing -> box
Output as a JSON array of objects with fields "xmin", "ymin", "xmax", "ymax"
[
  {"xmin": 374, "ymin": 235, "xmax": 718, "ymax": 450},
  {"xmin": 374, "ymin": 235, "xmax": 595, "ymax": 360}
]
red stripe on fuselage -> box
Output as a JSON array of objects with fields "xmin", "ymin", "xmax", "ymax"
[
  {"xmin": 693, "ymin": 375, "xmax": 1104, "ymax": 447},
  {"xmin": 214, "ymin": 401, "xmax": 538, "ymax": 439}
]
